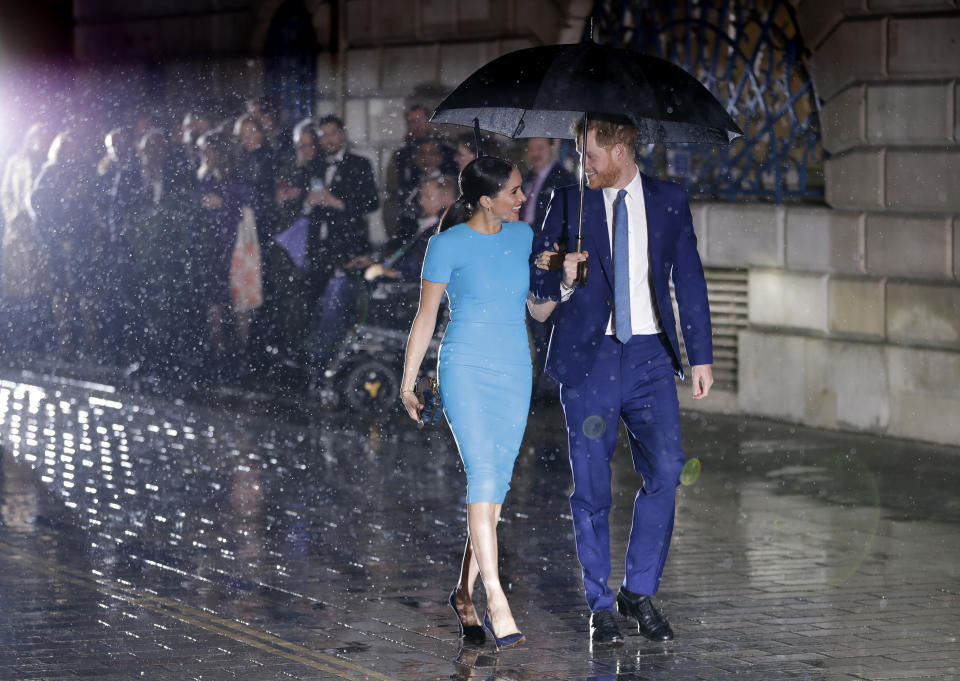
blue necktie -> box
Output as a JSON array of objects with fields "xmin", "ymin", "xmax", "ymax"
[{"xmin": 614, "ymin": 189, "xmax": 632, "ymax": 344}]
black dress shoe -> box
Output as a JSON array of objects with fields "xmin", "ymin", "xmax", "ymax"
[
  {"xmin": 616, "ymin": 587, "xmax": 673, "ymax": 641},
  {"xmin": 589, "ymin": 609, "xmax": 624, "ymax": 646}
]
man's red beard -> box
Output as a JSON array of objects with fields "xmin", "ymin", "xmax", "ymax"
[{"xmin": 586, "ymin": 165, "xmax": 619, "ymax": 190}]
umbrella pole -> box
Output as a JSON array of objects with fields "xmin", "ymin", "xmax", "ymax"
[
  {"xmin": 575, "ymin": 111, "xmax": 589, "ymax": 287},
  {"xmin": 473, "ymin": 118, "xmax": 483, "ymax": 157}
]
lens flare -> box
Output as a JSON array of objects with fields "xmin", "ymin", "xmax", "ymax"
[
  {"xmin": 680, "ymin": 457, "xmax": 701, "ymax": 486},
  {"xmin": 582, "ymin": 415, "xmax": 605, "ymax": 440}
]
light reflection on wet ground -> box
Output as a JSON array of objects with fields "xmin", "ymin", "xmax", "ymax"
[{"xmin": 0, "ymin": 367, "xmax": 958, "ymax": 680}]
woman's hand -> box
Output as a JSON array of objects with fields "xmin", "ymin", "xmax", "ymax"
[
  {"xmin": 400, "ymin": 389, "xmax": 424, "ymax": 423},
  {"xmin": 535, "ymin": 241, "xmax": 564, "ymax": 271}
]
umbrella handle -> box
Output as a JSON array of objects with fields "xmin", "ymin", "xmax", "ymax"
[{"xmin": 575, "ymin": 234, "xmax": 589, "ymax": 287}]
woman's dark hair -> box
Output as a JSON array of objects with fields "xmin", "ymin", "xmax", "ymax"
[{"xmin": 438, "ymin": 156, "xmax": 514, "ymax": 233}]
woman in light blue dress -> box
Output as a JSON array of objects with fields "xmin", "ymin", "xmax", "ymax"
[{"xmin": 402, "ymin": 157, "xmax": 552, "ymax": 649}]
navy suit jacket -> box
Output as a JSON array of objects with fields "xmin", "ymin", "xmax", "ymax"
[{"xmin": 529, "ymin": 173, "xmax": 712, "ymax": 388}]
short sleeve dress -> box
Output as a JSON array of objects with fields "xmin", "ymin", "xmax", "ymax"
[{"xmin": 421, "ymin": 221, "xmax": 534, "ymax": 503}]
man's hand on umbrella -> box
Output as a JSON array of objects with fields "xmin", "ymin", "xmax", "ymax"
[
  {"xmin": 691, "ymin": 364, "xmax": 713, "ymax": 400},
  {"xmin": 562, "ymin": 250, "xmax": 589, "ymax": 288}
]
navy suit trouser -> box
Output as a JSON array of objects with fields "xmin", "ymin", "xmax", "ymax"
[{"xmin": 559, "ymin": 333, "xmax": 685, "ymax": 612}]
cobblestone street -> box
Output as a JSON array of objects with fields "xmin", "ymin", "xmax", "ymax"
[{"xmin": 0, "ymin": 365, "xmax": 958, "ymax": 680}]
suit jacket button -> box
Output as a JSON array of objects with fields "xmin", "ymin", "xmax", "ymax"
[{"xmin": 605, "ymin": 299, "xmax": 611, "ymax": 306}]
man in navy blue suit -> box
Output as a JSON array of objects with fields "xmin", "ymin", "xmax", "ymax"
[{"xmin": 528, "ymin": 115, "xmax": 714, "ymax": 646}]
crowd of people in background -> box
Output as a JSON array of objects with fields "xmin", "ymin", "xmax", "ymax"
[{"xmin": 0, "ymin": 97, "xmax": 574, "ymax": 394}]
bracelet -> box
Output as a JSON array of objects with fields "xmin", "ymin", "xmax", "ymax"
[{"xmin": 401, "ymin": 389, "xmax": 416, "ymax": 394}]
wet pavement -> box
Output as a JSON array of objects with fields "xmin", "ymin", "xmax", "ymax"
[{"xmin": 0, "ymin": 364, "xmax": 958, "ymax": 681}]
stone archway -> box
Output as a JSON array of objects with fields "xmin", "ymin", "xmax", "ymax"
[{"xmin": 262, "ymin": 0, "xmax": 319, "ymax": 125}]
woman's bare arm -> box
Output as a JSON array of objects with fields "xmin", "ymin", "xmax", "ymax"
[
  {"xmin": 526, "ymin": 293, "xmax": 557, "ymax": 322},
  {"xmin": 400, "ymin": 280, "xmax": 447, "ymax": 421}
]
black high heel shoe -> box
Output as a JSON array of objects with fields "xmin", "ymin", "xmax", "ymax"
[
  {"xmin": 483, "ymin": 611, "xmax": 525, "ymax": 650},
  {"xmin": 449, "ymin": 589, "xmax": 486, "ymax": 644}
]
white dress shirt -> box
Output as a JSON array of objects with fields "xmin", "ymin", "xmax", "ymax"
[
  {"xmin": 562, "ymin": 166, "xmax": 661, "ymax": 336},
  {"xmin": 317, "ymin": 148, "xmax": 346, "ymax": 240}
]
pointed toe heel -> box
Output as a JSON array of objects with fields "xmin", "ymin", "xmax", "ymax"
[{"xmin": 483, "ymin": 611, "xmax": 525, "ymax": 651}]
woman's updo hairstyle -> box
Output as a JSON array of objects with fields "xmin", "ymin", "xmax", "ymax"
[{"xmin": 438, "ymin": 156, "xmax": 515, "ymax": 233}]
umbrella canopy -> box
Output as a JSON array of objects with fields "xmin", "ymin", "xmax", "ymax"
[{"xmin": 431, "ymin": 40, "xmax": 742, "ymax": 145}]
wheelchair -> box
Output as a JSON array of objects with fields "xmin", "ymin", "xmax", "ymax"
[{"xmin": 306, "ymin": 276, "xmax": 445, "ymax": 413}]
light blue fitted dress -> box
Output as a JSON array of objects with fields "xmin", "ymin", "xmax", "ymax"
[{"xmin": 421, "ymin": 221, "xmax": 533, "ymax": 503}]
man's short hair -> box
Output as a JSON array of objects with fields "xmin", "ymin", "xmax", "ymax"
[
  {"xmin": 406, "ymin": 103, "xmax": 429, "ymax": 116},
  {"xmin": 572, "ymin": 115, "xmax": 637, "ymax": 152},
  {"xmin": 316, "ymin": 114, "xmax": 345, "ymax": 130}
]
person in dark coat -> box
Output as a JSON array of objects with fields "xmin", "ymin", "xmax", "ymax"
[
  {"xmin": 273, "ymin": 118, "xmax": 325, "ymax": 229},
  {"xmin": 97, "ymin": 126, "xmax": 141, "ymax": 362},
  {"xmin": 521, "ymin": 138, "xmax": 576, "ymax": 231},
  {"xmin": 233, "ymin": 114, "xmax": 277, "ymax": 240},
  {"xmin": 29, "ymin": 129, "xmax": 102, "ymax": 358},
  {"xmin": 306, "ymin": 114, "xmax": 379, "ymax": 305},
  {"xmin": 384, "ymin": 104, "xmax": 456, "ymax": 236},
  {"xmin": 1, "ymin": 122, "xmax": 53, "ymax": 354},
  {"xmin": 261, "ymin": 118, "xmax": 326, "ymax": 359},
  {"xmin": 2, "ymin": 122, "xmax": 52, "ymax": 302},
  {"xmin": 195, "ymin": 131, "xmax": 254, "ymax": 363},
  {"xmin": 124, "ymin": 128, "xmax": 201, "ymax": 377},
  {"xmin": 361, "ymin": 174, "xmax": 456, "ymax": 283},
  {"xmin": 306, "ymin": 174, "xmax": 454, "ymax": 370}
]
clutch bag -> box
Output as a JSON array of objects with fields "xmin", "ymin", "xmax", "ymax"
[{"xmin": 415, "ymin": 376, "xmax": 443, "ymax": 425}]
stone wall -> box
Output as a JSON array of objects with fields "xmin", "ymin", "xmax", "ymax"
[
  {"xmin": 717, "ymin": 0, "xmax": 960, "ymax": 446},
  {"xmin": 681, "ymin": 201, "xmax": 960, "ymax": 444}
]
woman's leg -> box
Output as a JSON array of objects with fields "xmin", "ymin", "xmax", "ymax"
[
  {"xmin": 451, "ymin": 530, "xmax": 482, "ymax": 626},
  {"xmin": 452, "ymin": 500, "xmax": 497, "ymax": 626},
  {"xmin": 467, "ymin": 501, "xmax": 520, "ymax": 636}
]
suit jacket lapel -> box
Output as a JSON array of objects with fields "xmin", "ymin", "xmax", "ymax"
[
  {"xmin": 640, "ymin": 172, "xmax": 662, "ymax": 261},
  {"xmin": 582, "ymin": 189, "xmax": 613, "ymax": 289}
]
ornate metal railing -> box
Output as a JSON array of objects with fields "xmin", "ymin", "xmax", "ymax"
[{"xmin": 588, "ymin": 0, "xmax": 823, "ymax": 203}]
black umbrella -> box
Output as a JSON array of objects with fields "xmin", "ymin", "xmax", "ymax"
[
  {"xmin": 431, "ymin": 39, "xmax": 742, "ymax": 284},
  {"xmin": 431, "ymin": 41, "xmax": 742, "ymax": 145}
]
